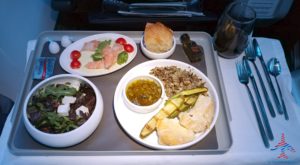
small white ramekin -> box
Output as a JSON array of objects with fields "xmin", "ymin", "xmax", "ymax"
[
  {"xmin": 140, "ymin": 36, "xmax": 176, "ymax": 59},
  {"xmin": 123, "ymin": 75, "xmax": 165, "ymax": 114}
]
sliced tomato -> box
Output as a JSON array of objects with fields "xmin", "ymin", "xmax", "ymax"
[
  {"xmin": 124, "ymin": 44, "xmax": 134, "ymax": 53},
  {"xmin": 116, "ymin": 37, "xmax": 127, "ymax": 45},
  {"xmin": 70, "ymin": 50, "xmax": 81, "ymax": 60},
  {"xmin": 70, "ymin": 59, "xmax": 81, "ymax": 69}
]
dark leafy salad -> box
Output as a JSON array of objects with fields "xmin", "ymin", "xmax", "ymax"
[{"xmin": 27, "ymin": 82, "xmax": 96, "ymax": 134}]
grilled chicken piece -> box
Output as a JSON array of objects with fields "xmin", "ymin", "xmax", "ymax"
[
  {"xmin": 140, "ymin": 97, "xmax": 184, "ymax": 139},
  {"xmin": 156, "ymin": 118, "xmax": 195, "ymax": 145},
  {"xmin": 139, "ymin": 87, "xmax": 208, "ymax": 139}
]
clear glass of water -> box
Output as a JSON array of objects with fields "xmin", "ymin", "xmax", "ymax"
[{"xmin": 213, "ymin": 2, "xmax": 256, "ymax": 59}]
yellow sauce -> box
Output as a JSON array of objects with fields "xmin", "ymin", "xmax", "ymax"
[{"xmin": 126, "ymin": 79, "xmax": 162, "ymax": 106}]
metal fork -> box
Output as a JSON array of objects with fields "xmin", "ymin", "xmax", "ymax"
[
  {"xmin": 245, "ymin": 44, "xmax": 276, "ymax": 117},
  {"xmin": 243, "ymin": 57, "xmax": 274, "ymax": 141},
  {"xmin": 236, "ymin": 61, "xmax": 270, "ymax": 148}
]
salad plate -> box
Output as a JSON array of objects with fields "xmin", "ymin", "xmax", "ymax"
[
  {"xmin": 23, "ymin": 74, "xmax": 103, "ymax": 147},
  {"xmin": 59, "ymin": 33, "xmax": 137, "ymax": 77},
  {"xmin": 114, "ymin": 59, "xmax": 220, "ymax": 150}
]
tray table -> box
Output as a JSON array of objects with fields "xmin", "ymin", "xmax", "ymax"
[{"xmin": 8, "ymin": 31, "xmax": 232, "ymax": 156}]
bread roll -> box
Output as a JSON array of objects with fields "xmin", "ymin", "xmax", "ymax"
[
  {"xmin": 156, "ymin": 118, "xmax": 195, "ymax": 146},
  {"xmin": 144, "ymin": 22, "xmax": 173, "ymax": 53}
]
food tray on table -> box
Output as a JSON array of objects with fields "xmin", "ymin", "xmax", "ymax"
[{"xmin": 8, "ymin": 31, "xmax": 232, "ymax": 156}]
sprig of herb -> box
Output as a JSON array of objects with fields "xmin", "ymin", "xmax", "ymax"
[
  {"xmin": 36, "ymin": 111, "xmax": 78, "ymax": 133},
  {"xmin": 37, "ymin": 84, "xmax": 77, "ymax": 99},
  {"xmin": 91, "ymin": 40, "xmax": 111, "ymax": 61},
  {"xmin": 117, "ymin": 51, "xmax": 128, "ymax": 65}
]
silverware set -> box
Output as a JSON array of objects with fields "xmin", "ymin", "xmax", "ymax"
[
  {"xmin": 103, "ymin": 0, "xmax": 204, "ymax": 17},
  {"xmin": 236, "ymin": 39, "xmax": 289, "ymax": 148}
]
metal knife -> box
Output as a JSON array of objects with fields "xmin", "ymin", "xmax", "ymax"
[
  {"xmin": 253, "ymin": 39, "xmax": 284, "ymax": 115},
  {"xmin": 117, "ymin": 10, "xmax": 197, "ymax": 17},
  {"xmin": 129, "ymin": 2, "xmax": 188, "ymax": 10}
]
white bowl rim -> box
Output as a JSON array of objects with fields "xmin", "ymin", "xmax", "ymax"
[
  {"xmin": 141, "ymin": 36, "xmax": 176, "ymax": 59},
  {"xmin": 23, "ymin": 74, "xmax": 103, "ymax": 138},
  {"xmin": 123, "ymin": 74, "xmax": 165, "ymax": 114}
]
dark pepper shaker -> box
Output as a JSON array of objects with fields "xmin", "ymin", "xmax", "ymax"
[{"xmin": 180, "ymin": 34, "xmax": 204, "ymax": 62}]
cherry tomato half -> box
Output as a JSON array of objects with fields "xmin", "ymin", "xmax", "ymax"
[
  {"xmin": 124, "ymin": 44, "xmax": 134, "ymax": 53},
  {"xmin": 70, "ymin": 59, "xmax": 81, "ymax": 69},
  {"xmin": 70, "ymin": 50, "xmax": 81, "ymax": 60},
  {"xmin": 116, "ymin": 37, "xmax": 127, "ymax": 45}
]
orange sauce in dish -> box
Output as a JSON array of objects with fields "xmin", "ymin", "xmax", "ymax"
[{"xmin": 126, "ymin": 79, "xmax": 162, "ymax": 106}]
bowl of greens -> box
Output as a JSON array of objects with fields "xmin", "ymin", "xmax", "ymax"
[{"xmin": 23, "ymin": 74, "xmax": 103, "ymax": 147}]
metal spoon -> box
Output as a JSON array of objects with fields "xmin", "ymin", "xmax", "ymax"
[{"xmin": 267, "ymin": 58, "xmax": 289, "ymax": 120}]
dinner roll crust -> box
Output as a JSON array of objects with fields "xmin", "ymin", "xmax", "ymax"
[{"xmin": 144, "ymin": 22, "xmax": 173, "ymax": 53}]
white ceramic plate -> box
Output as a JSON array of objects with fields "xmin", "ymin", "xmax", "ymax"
[
  {"xmin": 59, "ymin": 33, "xmax": 137, "ymax": 77},
  {"xmin": 114, "ymin": 59, "xmax": 219, "ymax": 150}
]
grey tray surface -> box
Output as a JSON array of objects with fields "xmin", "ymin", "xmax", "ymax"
[{"xmin": 8, "ymin": 31, "xmax": 232, "ymax": 156}]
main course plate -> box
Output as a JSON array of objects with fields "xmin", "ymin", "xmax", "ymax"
[
  {"xmin": 59, "ymin": 33, "xmax": 137, "ymax": 77},
  {"xmin": 114, "ymin": 59, "xmax": 220, "ymax": 150}
]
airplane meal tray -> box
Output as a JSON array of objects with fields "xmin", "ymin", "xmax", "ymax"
[{"xmin": 8, "ymin": 31, "xmax": 232, "ymax": 156}]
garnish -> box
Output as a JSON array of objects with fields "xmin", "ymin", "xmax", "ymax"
[
  {"xmin": 91, "ymin": 40, "xmax": 111, "ymax": 61},
  {"xmin": 117, "ymin": 51, "xmax": 128, "ymax": 65}
]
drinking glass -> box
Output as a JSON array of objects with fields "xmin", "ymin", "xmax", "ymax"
[{"xmin": 213, "ymin": 2, "xmax": 256, "ymax": 59}]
